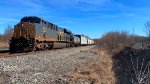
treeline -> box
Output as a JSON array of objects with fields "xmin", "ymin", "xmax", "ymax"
[
  {"xmin": 95, "ymin": 21, "xmax": 150, "ymax": 53},
  {"xmin": 0, "ymin": 26, "xmax": 12, "ymax": 42},
  {"xmin": 95, "ymin": 31, "xmax": 147, "ymax": 53}
]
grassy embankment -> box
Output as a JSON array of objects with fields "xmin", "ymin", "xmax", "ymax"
[
  {"xmin": 64, "ymin": 48, "xmax": 116, "ymax": 84},
  {"xmin": 0, "ymin": 42, "xmax": 9, "ymax": 50},
  {"xmin": 64, "ymin": 47, "xmax": 150, "ymax": 84}
]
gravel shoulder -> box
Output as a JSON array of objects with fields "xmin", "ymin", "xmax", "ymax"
[{"xmin": 0, "ymin": 46, "xmax": 99, "ymax": 84}]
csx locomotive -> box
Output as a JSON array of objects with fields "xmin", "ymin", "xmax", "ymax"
[{"xmin": 9, "ymin": 16, "xmax": 94, "ymax": 53}]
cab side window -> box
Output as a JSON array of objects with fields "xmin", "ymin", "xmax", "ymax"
[
  {"xmin": 48, "ymin": 23, "xmax": 53, "ymax": 30},
  {"xmin": 56, "ymin": 26, "xmax": 58, "ymax": 31},
  {"xmin": 42, "ymin": 21, "xmax": 46, "ymax": 26}
]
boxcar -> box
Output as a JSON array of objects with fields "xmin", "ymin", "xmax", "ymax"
[
  {"xmin": 75, "ymin": 35, "xmax": 88, "ymax": 45},
  {"xmin": 73, "ymin": 35, "xmax": 80, "ymax": 46}
]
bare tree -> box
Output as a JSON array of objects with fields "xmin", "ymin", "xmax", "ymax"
[
  {"xmin": 3, "ymin": 25, "xmax": 12, "ymax": 42},
  {"xmin": 4, "ymin": 25, "xmax": 12, "ymax": 35},
  {"xmin": 97, "ymin": 31, "xmax": 139, "ymax": 53},
  {"xmin": 145, "ymin": 21, "xmax": 150, "ymax": 39},
  {"xmin": 144, "ymin": 21, "xmax": 150, "ymax": 47}
]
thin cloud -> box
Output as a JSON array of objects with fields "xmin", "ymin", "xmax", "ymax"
[
  {"xmin": 124, "ymin": 13, "xmax": 136, "ymax": 17},
  {"xmin": 1, "ymin": 18, "xmax": 18, "ymax": 22},
  {"xmin": 42, "ymin": 15, "xmax": 56, "ymax": 18},
  {"xmin": 13, "ymin": 0, "xmax": 45, "ymax": 15},
  {"xmin": 46, "ymin": 0, "xmax": 110, "ymax": 5},
  {"xmin": 45, "ymin": 0, "xmax": 111, "ymax": 8},
  {"xmin": 16, "ymin": 0, "xmax": 44, "ymax": 9},
  {"xmin": 50, "ymin": 0, "xmax": 126, "ymax": 12},
  {"xmin": 109, "ymin": 13, "xmax": 137, "ymax": 18},
  {"xmin": 77, "ymin": 0, "xmax": 110, "ymax": 5},
  {"xmin": 56, "ymin": 20, "xmax": 74, "ymax": 25}
]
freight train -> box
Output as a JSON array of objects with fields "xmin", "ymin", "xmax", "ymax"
[{"xmin": 9, "ymin": 16, "xmax": 94, "ymax": 53}]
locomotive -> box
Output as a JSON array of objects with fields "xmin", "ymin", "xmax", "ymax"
[{"xmin": 9, "ymin": 16, "xmax": 94, "ymax": 53}]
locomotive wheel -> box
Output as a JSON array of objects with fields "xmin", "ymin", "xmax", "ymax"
[
  {"xmin": 9, "ymin": 48, "xmax": 16, "ymax": 54},
  {"xmin": 23, "ymin": 47, "xmax": 30, "ymax": 52},
  {"xmin": 33, "ymin": 45, "xmax": 40, "ymax": 51},
  {"xmin": 48, "ymin": 43, "xmax": 53, "ymax": 50},
  {"xmin": 9, "ymin": 43, "xmax": 17, "ymax": 53}
]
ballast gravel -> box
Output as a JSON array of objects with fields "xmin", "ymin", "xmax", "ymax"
[{"xmin": 0, "ymin": 46, "xmax": 99, "ymax": 84}]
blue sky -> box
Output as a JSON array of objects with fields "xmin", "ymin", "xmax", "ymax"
[{"xmin": 0, "ymin": 0, "xmax": 150, "ymax": 38}]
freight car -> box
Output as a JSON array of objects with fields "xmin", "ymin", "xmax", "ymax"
[
  {"xmin": 9, "ymin": 16, "xmax": 94, "ymax": 53},
  {"xmin": 75, "ymin": 35, "xmax": 86, "ymax": 46},
  {"xmin": 87, "ymin": 39, "xmax": 95, "ymax": 45},
  {"xmin": 75, "ymin": 35, "xmax": 95, "ymax": 45},
  {"xmin": 73, "ymin": 35, "xmax": 80, "ymax": 46}
]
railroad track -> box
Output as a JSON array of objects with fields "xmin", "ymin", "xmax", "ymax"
[
  {"xmin": 0, "ymin": 46, "xmax": 88, "ymax": 58},
  {"xmin": 0, "ymin": 48, "xmax": 46, "ymax": 58},
  {"xmin": 0, "ymin": 51, "xmax": 31, "ymax": 58}
]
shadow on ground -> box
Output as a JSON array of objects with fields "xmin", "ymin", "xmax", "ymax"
[
  {"xmin": 112, "ymin": 47, "xmax": 150, "ymax": 84},
  {"xmin": 0, "ymin": 50, "xmax": 9, "ymax": 53}
]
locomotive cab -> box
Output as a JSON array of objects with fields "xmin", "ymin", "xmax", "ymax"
[{"xmin": 9, "ymin": 16, "xmax": 40, "ymax": 52}]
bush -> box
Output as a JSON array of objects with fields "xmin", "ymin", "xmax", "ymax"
[
  {"xmin": 97, "ymin": 31, "xmax": 133, "ymax": 53},
  {"xmin": 97, "ymin": 31, "xmax": 147, "ymax": 53}
]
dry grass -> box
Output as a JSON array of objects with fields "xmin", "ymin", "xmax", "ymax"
[
  {"xmin": 63, "ymin": 47, "xmax": 150, "ymax": 84},
  {"xmin": 65, "ymin": 49, "xmax": 116, "ymax": 84},
  {"xmin": 0, "ymin": 42, "xmax": 9, "ymax": 49}
]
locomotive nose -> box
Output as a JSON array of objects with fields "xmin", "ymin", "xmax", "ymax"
[{"xmin": 13, "ymin": 23, "xmax": 35, "ymax": 39}]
